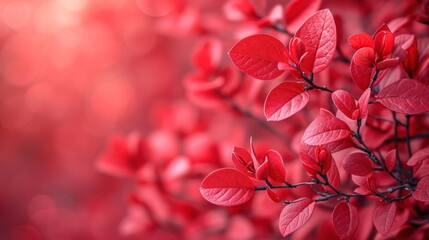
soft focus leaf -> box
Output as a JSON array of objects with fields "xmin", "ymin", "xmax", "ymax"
[
  {"xmin": 266, "ymin": 188, "xmax": 281, "ymax": 203},
  {"xmin": 376, "ymin": 79, "xmax": 429, "ymax": 114},
  {"xmin": 229, "ymin": 34, "xmax": 287, "ymax": 80},
  {"xmin": 343, "ymin": 152, "xmax": 374, "ymax": 176},
  {"xmin": 350, "ymin": 59, "xmax": 373, "ymax": 90},
  {"xmin": 384, "ymin": 149, "xmax": 396, "ymax": 171},
  {"xmin": 295, "ymin": 9, "xmax": 336, "ymax": 73},
  {"xmin": 407, "ymin": 147, "xmax": 429, "ymax": 166},
  {"xmin": 264, "ymin": 82, "xmax": 310, "ymax": 121},
  {"xmin": 413, "ymin": 176, "xmax": 429, "ymax": 202},
  {"xmin": 279, "ymin": 198, "xmax": 315, "ymax": 237},
  {"xmin": 283, "ymin": 0, "xmax": 322, "ymax": 33},
  {"xmin": 302, "ymin": 109, "xmax": 352, "ymax": 145},
  {"xmin": 200, "ymin": 168, "xmax": 255, "ymax": 206},
  {"xmin": 373, "ymin": 202, "xmax": 396, "ymax": 236},
  {"xmin": 232, "ymin": 146, "xmax": 255, "ymax": 177},
  {"xmin": 332, "ymin": 201, "xmax": 359, "ymax": 240}
]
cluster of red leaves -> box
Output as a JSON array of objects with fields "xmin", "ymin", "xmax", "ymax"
[{"xmin": 198, "ymin": 1, "xmax": 429, "ymax": 239}]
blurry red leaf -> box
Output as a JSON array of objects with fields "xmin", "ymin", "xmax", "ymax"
[
  {"xmin": 343, "ymin": 152, "xmax": 374, "ymax": 176},
  {"xmin": 376, "ymin": 79, "xmax": 429, "ymax": 114},
  {"xmin": 302, "ymin": 109, "xmax": 352, "ymax": 145},
  {"xmin": 413, "ymin": 176, "xmax": 429, "ymax": 202},
  {"xmin": 385, "ymin": 149, "xmax": 396, "ymax": 171},
  {"xmin": 232, "ymin": 146, "xmax": 255, "ymax": 177},
  {"xmin": 200, "ymin": 168, "xmax": 255, "ymax": 206},
  {"xmin": 191, "ymin": 38, "xmax": 222, "ymax": 73},
  {"xmin": 279, "ymin": 198, "xmax": 315, "ymax": 237},
  {"xmin": 348, "ymin": 33, "xmax": 374, "ymax": 50},
  {"xmin": 266, "ymin": 150, "xmax": 286, "ymax": 183},
  {"xmin": 358, "ymin": 88, "xmax": 371, "ymax": 119},
  {"xmin": 283, "ymin": 0, "xmax": 322, "ymax": 33},
  {"xmin": 376, "ymin": 57, "xmax": 399, "ymax": 70},
  {"xmin": 373, "ymin": 202, "xmax": 396, "ymax": 236},
  {"xmin": 402, "ymin": 35, "xmax": 419, "ymax": 77},
  {"xmin": 264, "ymin": 82, "xmax": 310, "ymax": 121},
  {"xmin": 332, "ymin": 201, "xmax": 359, "ymax": 240},
  {"xmin": 407, "ymin": 147, "xmax": 429, "ymax": 166},
  {"xmin": 374, "ymin": 30, "xmax": 394, "ymax": 58},
  {"xmin": 266, "ymin": 188, "xmax": 281, "ymax": 203},
  {"xmin": 331, "ymin": 90, "xmax": 358, "ymax": 119},
  {"xmin": 295, "ymin": 9, "xmax": 336, "ymax": 73},
  {"xmin": 228, "ymin": 34, "xmax": 286, "ymax": 80}
]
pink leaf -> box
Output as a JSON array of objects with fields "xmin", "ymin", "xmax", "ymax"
[
  {"xmin": 331, "ymin": 90, "xmax": 358, "ymax": 119},
  {"xmin": 266, "ymin": 150, "xmax": 286, "ymax": 183},
  {"xmin": 228, "ymin": 34, "xmax": 287, "ymax": 80},
  {"xmin": 343, "ymin": 152, "xmax": 374, "ymax": 176},
  {"xmin": 264, "ymin": 82, "xmax": 310, "ymax": 121},
  {"xmin": 376, "ymin": 79, "xmax": 429, "ymax": 114},
  {"xmin": 384, "ymin": 149, "xmax": 396, "ymax": 171},
  {"xmin": 413, "ymin": 176, "xmax": 429, "ymax": 202},
  {"xmin": 279, "ymin": 198, "xmax": 316, "ymax": 237},
  {"xmin": 348, "ymin": 33, "xmax": 374, "ymax": 50},
  {"xmin": 358, "ymin": 88, "xmax": 371, "ymax": 119},
  {"xmin": 407, "ymin": 147, "xmax": 429, "ymax": 166},
  {"xmin": 373, "ymin": 202, "xmax": 397, "ymax": 236},
  {"xmin": 200, "ymin": 168, "xmax": 255, "ymax": 206},
  {"xmin": 295, "ymin": 9, "xmax": 336, "ymax": 73},
  {"xmin": 302, "ymin": 109, "xmax": 352, "ymax": 145},
  {"xmin": 332, "ymin": 201, "xmax": 359, "ymax": 240},
  {"xmin": 283, "ymin": 0, "xmax": 322, "ymax": 33}
]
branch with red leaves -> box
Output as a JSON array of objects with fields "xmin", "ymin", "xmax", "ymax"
[{"xmin": 200, "ymin": 5, "xmax": 429, "ymax": 240}]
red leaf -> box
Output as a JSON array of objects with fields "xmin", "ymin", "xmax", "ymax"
[
  {"xmin": 299, "ymin": 151, "xmax": 320, "ymax": 177},
  {"xmin": 353, "ymin": 47, "xmax": 375, "ymax": 67},
  {"xmin": 264, "ymin": 82, "xmax": 310, "ymax": 121},
  {"xmin": 232, "ymin": 146, "xmax": 255, "ymax": 177},
  {"xmin": 266, "ymin": 188, "xmax": 281, "ymax": 203},
  {"xmin": 343, "ymin": 152, "xmax": 374, "ymax": 176},
  {"xmin": 384, "ymin": 149, "xmax": 396, "ymax": 171},
  {"xmin": 279, "ymin": 198, "xmax": 315, "ymax": 237},
  {"xmin": 266, "ymin": 150, "xmax": 286, "ymax": 183},
  {"xmin": 358, "ymin": 88, "xmax": 371, "ymax": 119},
  {"xmin": 331, "ymin": 90, "xmax": 358, "ymax": 119},
  {"xmin": 376, "ymin": 79, "xmax": 429, "ymax": 114},
  {"xmin": 332, "ymin": 201, "xmax": 359, "ymax": 240},
  {"xmin": 283, "ymin": 0, "xmax": 322, "ymax": 33},
  {"xmin": 374, "ymin": 30, "xmax": 394, "ymax": 58},
  {"xmin": 191, "ymin": 38, "xmax": 222, "ymax": 72},
  {"xmin": 255, "ymin": 159, "xmax": 268, "ymax": 180},
  {"xmin": 228, "ymin": 34, "xmax": 287, "ymax": 80},
  {"xmin": 373, "ymin": 202, "xmax": 397, "ymax": 236},
  {"xmin": 348, "ymin": 33, "xmax": 374, "ymax": 50},
  {"xmin": 325, "ymin": 157, "xmax": 341, "ymax": 189},
  {"xmin": 376, "ymin": 57, "xmax": 399, "ymax": 70},
  {"xmin": 407, "ymin": 147, "xmax": 429, "ymax": 166},
  {"xmin": 413, "ymin": 176, "xmax": 429, "ymax": 202},
  {"xmin": 295, "ymin": 9, "xmax": 336, "ymax": 73},
  {"xmin": 200, "ymin": 168, "xmax": 255, "ymax": 206},
  {"xmin": 302, "ymin": 109, "xmax": 352, "ymax": 145},
  {"xmin": 350, "ymin": 59, "xmax": 374, "ymax": 90}
]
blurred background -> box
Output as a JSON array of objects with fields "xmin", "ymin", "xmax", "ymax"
[{"xmin": 0, "ymin": 0, "xmax": 427, "ymax": 239}]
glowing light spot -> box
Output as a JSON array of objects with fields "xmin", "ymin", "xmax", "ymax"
[
  {"xmin": 135, "ymin": 0, "xmax": 176, "ymax": 17},
  {"xmin": 2, "ymin": 1, "xmax": 33, "ymax": 31},
  {"xmin": 57, "ymin": 0, "xmax": 87, "ymax": 12}
]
